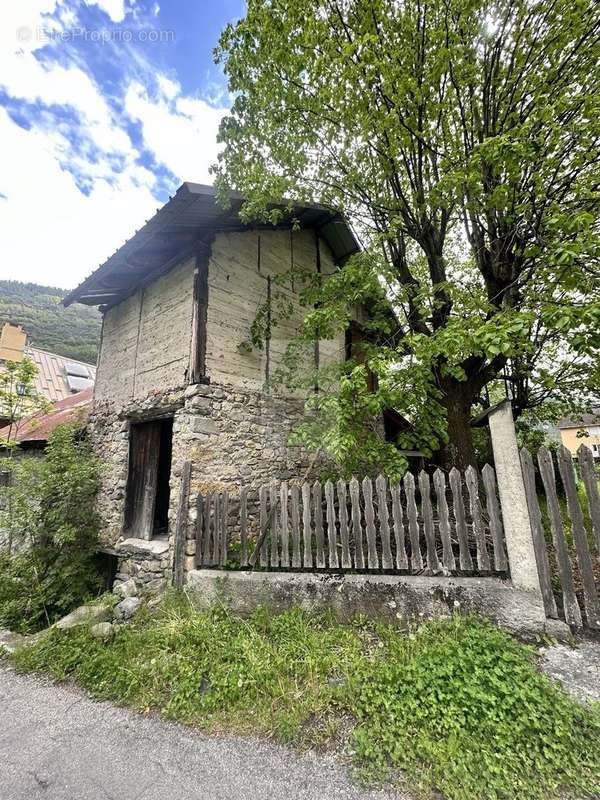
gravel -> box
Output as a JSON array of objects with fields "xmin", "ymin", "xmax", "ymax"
[
  {"xmin": 0, "ymin": 666, "xmax": 409, "ymax": 800},
  {"xmin": 538, "ymin": 638, "xmax": 600, "ymax": 704}
]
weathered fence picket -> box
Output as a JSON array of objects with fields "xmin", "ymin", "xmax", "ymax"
[
  {"xmin": 537, "ymin": 447, "xmax": 583, "ymax": 628},
  {"xmin": 337, "ymin": 479, "xmax": 351, "ymax": 569},
  {"xmin": 465, "ymin": 466, "xmax": 491, "ymax": 573},
  {"xmin": 449, "ymin": 467, "xmax": 473, "ymax": 571},
  {"xmin": 433, "ymin": 469, "xmax": 455, "ymax": 571},
  {"xmin": 520, "ymin": 448, "xmax": 558, "ymax": 619},
  {"xmin": 419, "ymin": 470, "xmax": 440, "ymax": 572},
  {"xmin": 376, "ymin": 474, "xmax": 394, "ymax": 570},
  {"xmin": 391, "ymin": 482, "xmax": 408, "ymax": 570},
  {"xmin": 239, "ymin": 487, "xmax": 248, "ymax": 567},
  {"xmin": 404, "ymin": 471, "xmax": 423, "ymax": 571},
  {"xmin": 579, "ymin": 445, "xmax": 600, "ymax": 553},
  {"xmin": 556, "ymin": 447, "xmax": 600, "ymax": 629},
  {"xmin": 362, "ymin": 476, "xmax": 379, "ymax": 569},
  {"xmin": 325, "ymin": 481, "xmax": 338, "ymax": 569},
  {"xmin": 193, "ymin": 461, "xmax": 514, "ymax": 581},
  {"xmin": 279, "ymin": 481, "xmax": 289, "ymax": 568},
  {"xmin": 290, "ymin": 484, "xmax": 301, "ymax": 569},
  {"xmin": 302, "ymin": 481, "xmax": 313, "ymax": 568},
  {"xmin": 481, "ymin": 464, "xmax": 507, "ymax": 572},
  {"xmin": 349, "ymin": 476, "xmax": 364, "ymax": 569}
]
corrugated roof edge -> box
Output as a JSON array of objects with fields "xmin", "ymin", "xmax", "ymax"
[{"xmin": 63, "ymin": 182, "xmax": 360, "ymax": 308}]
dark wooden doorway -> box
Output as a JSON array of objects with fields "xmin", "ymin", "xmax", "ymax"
[{"xmin": 124, "ymin": 418, "xmax": 173, "ymax": 540}]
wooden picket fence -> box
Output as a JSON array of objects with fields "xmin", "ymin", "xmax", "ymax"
[
  {"xmin": 192, "ymin": 464, "xmax": 508, "ymax": 576},
  {"xmin": 521, "ymin": 444, "xmax": 600, "ymax": 630}
]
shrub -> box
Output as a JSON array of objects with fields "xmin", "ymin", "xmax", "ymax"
[
  {"xmin": 11, "ymin": 601, "xmax": 600, "ymax": 800},
  {"xmin": 0, "ymin": 423, "xmax": 103, "ymax": 632}
]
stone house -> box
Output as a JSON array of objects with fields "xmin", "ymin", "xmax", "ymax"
[{"xmin": 64, "ymin": 183, "xmax": 361, "ymax": 589}]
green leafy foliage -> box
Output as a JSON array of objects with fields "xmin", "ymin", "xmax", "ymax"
[
  {"xmin": 214, "ymin": 0, "xmax": 600, "ymax": 471},
  {"xmin": 12, "ymin": 600, "xmax": 600, "ymax": 800},
  {"xmin": 0, "ymin": 280, "xmax": 101, "ymax": 363},
  {"xmin": 0, "ymin": 423, "xmax": 103, "ymax": 632}
]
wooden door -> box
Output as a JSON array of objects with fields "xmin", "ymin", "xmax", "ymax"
[{"xmin": 125, "ymin": 421, "xmax": 161, "ymax": 540}]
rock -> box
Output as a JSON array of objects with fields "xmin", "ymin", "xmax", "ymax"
[
  {"xmin": 90, "ymin": 622, "xmax": 114, "ymax": 641},
  {"xmin": 54, "ymin": 603, "xmax": 112, "ymax": 631},
  {"xmin": 115, "ymin": 537, "xmax": 170, "ymax": 557},
  {"xmin": 113, "ymin": 578, "xmax": 137, "ymax": 599},
  {"xmin": 0, "ymin": 629, "xmax": 29, "ymax": 654},
  {"xmin": 114, "ymin": 596, "xmax": 141, "ymax": 621}
]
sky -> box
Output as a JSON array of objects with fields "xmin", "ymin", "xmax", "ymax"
[{"xmin": 0, "ymin": 0, "xmax": 244, "ymax": 290}]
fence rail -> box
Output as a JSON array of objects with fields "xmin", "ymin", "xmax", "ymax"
[
  {"xmin": 193, "ymin": 464, "xmax": 508, "ymax": 577},
  {"xmin": 521, "ymin": 444, "xmax": 600, "ymax": 630}
]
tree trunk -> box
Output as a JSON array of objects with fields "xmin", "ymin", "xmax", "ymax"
[{"xmin": 435, "ymin": 380, "xmax": 478, "ymax": 471}]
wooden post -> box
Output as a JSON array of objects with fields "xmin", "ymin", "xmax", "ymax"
[
  {"xmin": 488, "ymin": 401, "xmax": 543, "ymax": 596},
  {"xmin": 172, "ymin": 460, "xmax": 191, "ymax": 587}
]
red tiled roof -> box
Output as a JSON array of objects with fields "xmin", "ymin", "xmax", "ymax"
[{"xmin": 0, "ymin": 388, "xmax": 93, "ymax": 444}]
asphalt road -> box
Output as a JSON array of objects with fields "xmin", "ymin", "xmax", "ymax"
[{"xmin": 0, "ymin": 666, "xmax": 408, "ymax": 800}]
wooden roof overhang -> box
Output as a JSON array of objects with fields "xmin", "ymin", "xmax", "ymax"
[{"xmin": 63, "ymin": 182, "xmax": 360, "ymax": 309}]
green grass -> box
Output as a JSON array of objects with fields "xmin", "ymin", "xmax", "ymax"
[{"xmin": 9, "ymin": 596, "xmax": 600, "ymax": 800}]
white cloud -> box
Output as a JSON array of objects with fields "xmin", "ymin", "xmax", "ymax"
[
  {"xmin": 125, "ymin": 80, "xmax": 226, "ymax": 183},
  {"xmin": 85, "ymin": 0, "xmax": 129, "ymax": 24},
  {"xmin": 0, "ymin": 108, "xmax": 157, "ymax": 289},
  {"xmin": 0, "ymin": 1, "xmax": 230, "ymax": 290}
]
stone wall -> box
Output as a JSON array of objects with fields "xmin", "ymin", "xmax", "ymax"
[{"xmin": 90, "ymin": 379, "xmax": 316, "ymax": 584}]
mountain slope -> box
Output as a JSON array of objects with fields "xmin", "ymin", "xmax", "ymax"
[{"xmin": 0, "ymin": 280, "xmax": 101, "ymax": 364}]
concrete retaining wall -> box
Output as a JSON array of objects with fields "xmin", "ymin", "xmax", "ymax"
[{"xmin": 186, "ymin": 569, "xmax": 548, "ymax": 638}]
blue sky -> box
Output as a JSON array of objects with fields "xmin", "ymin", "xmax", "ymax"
[{"xmin": 0, "ymin": 0, "xmax": 244, "ymax": 289}]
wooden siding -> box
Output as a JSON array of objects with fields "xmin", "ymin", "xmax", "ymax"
[{"xmin": 95, "ymin": 229, "xmax": 345, "ymax": 404}]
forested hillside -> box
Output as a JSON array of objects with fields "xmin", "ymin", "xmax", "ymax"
[{"xmin": 0, "ymin": 280, "xmax": 101, "ymax": 364}]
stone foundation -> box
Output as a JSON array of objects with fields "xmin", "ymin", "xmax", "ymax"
[
  {"xmin": 186, "ymin": 569, "xmax": 549, "ymax": 639},
  {"xmin": 112, "ymin": 537, "xmax": 171, "ymax": 594},
  {"xmin": 91, "ymin": 381, "xmax": 318, "ymax": 582}
]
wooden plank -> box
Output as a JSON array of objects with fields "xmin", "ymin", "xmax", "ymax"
[
  {"xmin": 313, "ymin": 481, "xmax": 325, "ymax": 568},
  {"xmin": 325, "ymin": 480, "xmax": 339, "ymax": 568},
  {"xmin": 172, "ymin": 460, "xmax": 191, "ymax": 586},
  {"xmin": 362, "ymin": 476, "xmax": 379, "ymax": 569},
  {"xmin": 270, "ymin": 480, "xmax": 280, "ymax": 568},
  {"xmin": 337, "ymin": 479, "xmax": 351, "ymax": 569},
  {"xmin": 465, "ymin": 466, "xmax": 491, "ymax": 572},
  {"xmin": 213, "ymin": 492, "xmax": 221, "ymax": 565},
  {"xmin": 259, "ymin": 484, "xmax": 269, "ymax": 567},
  {"xmin": 433, "ymin": 469, "xmax": 455, "ymax": 571},
  {"xmin": 391, "ymin": 482, "xmax": 408, "ymax": 570},
  {"xmin": 520, "ymin": 449, "xmax": 558, "ymax": 619},
  {"xmin": 481, "ymin": 464, "xmax": 508, "ymax": 572},
  {"xmin": 290, "ymin": 484, "xmax": 301, "ymax": 569},
  {"xmin": 349, "ymin": 476, "xmax": 364, "ymax": 569},
  {"xmin": 239, "ymin": 487, "xmax": 249, "ymax": 567},
  {"xmin": 538, "ymin": 447, "xmax": 582, "ymax": 628},
  {"xmin": 219, "ymin": 490, "xmax": 229, "ymax": 566},
  {"xmin": 557, "ymin": 446, "xmax": 600, "ymax": 629},
  {"xmin": 202, "ymin": 493, "xmax": 213, "ymax": 567},
  {"xmin": 449, "ymin": 467, "xmax": 473, "ymax": 571},
  {"xmin": 403, "ymin": 471, "xmax": 423, "ymax": 572},
  {"xmin": 375, "ymin": 474, "xmax": 394, "ymax": 570},
  {"xmin": 302, "ymin": 481, "xmax": 313, "ymax": 568},
  {"xmin": 126, "ymin": 421, "xmax": 161, "ymax": 540},
  {"xmin": 418, "ymin": 470, "xmax": 440, "ymax": 572},
  {"xmin": 194, "ymin": 493, "xmax": 204, "ymax": 568},
  {"xmin": 280, "ymin": 481, "xmax": 290, "ymax": 568},
  {"xmin": 579, "ymin": 444, "xmax": 600, "ymax": 554}
]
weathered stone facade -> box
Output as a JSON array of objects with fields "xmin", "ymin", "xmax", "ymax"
[{"xmin": 90, "ymin": 227, "xmax": 343, "ymax": 591}]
